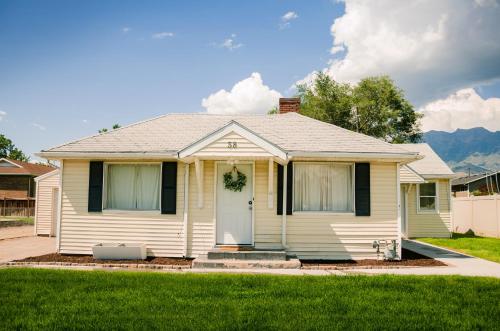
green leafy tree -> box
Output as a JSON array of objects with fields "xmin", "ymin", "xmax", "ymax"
[
  {"xmin": 296, "ymin": 72, "xmax": 422, "ymax": 143},
  {"xmin": 98, "ymin": 124, "xmax": 121, "ymax": 134},
  {"xmin": 0, "ymin": 134, "xmax": 29, "ymax": 161},
  {"xmin": 353, "ymin": 76, "xmax": 422, "ymax": 143},
  {"xmin": 268, "ymin": 106, "xmax": 279, "ymax": 115},
  {"xmin": 297, "ymin": 72, "xmax": 354, "ymax": 130}
]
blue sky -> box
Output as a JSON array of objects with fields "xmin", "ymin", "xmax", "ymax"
[{"xmin": 1, "ymin": 0, "xmax": 500, "ymax": 159}]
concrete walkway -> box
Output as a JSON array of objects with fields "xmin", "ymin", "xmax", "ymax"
[
  {"xmin": 0, "ymin": 225, "xmax": 34, "ymax": 240},
  {"xmin": 350, "ymin": 240, "xmax": 500, "ymax": 278},
  {"xmin": 0, "ymin": 226, "xmax": 56, "ymax": 263}
]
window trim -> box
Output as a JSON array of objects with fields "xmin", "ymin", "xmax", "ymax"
[
  {"xmin": 292, "ymin": 161, "xmax": 355, "ymax": 214},
  {"xmin": 102, "ymin": 162, "xmax": 162, "ymax": 212},
  {"xmin": 417, "ymin": 181, "xmax": 439, "ymax": 214}
]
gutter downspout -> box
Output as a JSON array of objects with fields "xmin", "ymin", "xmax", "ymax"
[
  {"xmin": 183, "ymin": 163, "xmax": 190, "ymax": 257},
  {"xmin": 396, "ymin": 163, "xmax": 402, "ymax": 259},
  {"xmin": 56, "ymin": 160, "xmax": 64, "ymax": 252}
]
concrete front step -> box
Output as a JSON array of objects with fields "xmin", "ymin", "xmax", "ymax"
[
  {"xmin": 207, "ymin": 250, "xmax": 287, "ymax": 261},
  {"xmin": 192, "ymin": 257, "xmax": 301, "ymax": 269}
]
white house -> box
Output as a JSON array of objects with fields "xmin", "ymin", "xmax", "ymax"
[{"xmin": 37, "ymin": 98, "xmax": 452, "ymax": 260}]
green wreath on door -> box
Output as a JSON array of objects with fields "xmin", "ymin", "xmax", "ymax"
[{"xmin": 223, "ymin": 166, "xmax": 247, "ymax": 192}]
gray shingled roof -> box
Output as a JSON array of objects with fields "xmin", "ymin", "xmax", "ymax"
[
  {"xmin": 401, "ymin": 143, "xmax": 454, "ymax": 177},
  {"xmin": 42, "ymin": 113, "xmax": 416, "ymax": 156}
]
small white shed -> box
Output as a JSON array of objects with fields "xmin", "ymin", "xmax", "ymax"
[{"xmin": 34, "ymin": 169, "xmax": 60, "ymax": 236}]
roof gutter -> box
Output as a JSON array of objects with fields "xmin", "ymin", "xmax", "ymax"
[
  {"xmin": 421, "ymin": 174, "xmax": 458, "ymax": 179},
  {"xmin": 287, "ymin": 151, "xmax": 421, "ymax": 162},
  {"xmin": 36, "ymin": 151, "xmax": 179, "ymax": 160}
]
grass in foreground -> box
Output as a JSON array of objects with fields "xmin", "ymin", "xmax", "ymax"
[
  {"xmin": 1, "ymin": 269, "xmax": 499, "ymax": 330},
  {"xmin": 418, "ymin": 233, "xmax": 500, "ymax": 263}
]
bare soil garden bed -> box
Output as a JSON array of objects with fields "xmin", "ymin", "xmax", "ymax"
[
  {"xmin": 301, "ymin": 249, "xmax": 446, "ymax": 269},
  {"xmin": 16, "ymin": 253, "xmax": 193, "ymax": 266}
]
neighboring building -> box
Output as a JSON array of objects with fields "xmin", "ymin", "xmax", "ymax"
[
  {"xmin": 0, "ymin": 158, "xmax": 55, "ymax": 217},
  {"xmin": 34, "ymin": 169, "xmax": 60, "ymax": 236},
  {"xmin": 398, "ymin": 144, "xmax": 456, "ymax": 238},
  {"xmin": 451, "ymin": 171, "xmax": 500, "ymax": 197},
  {"xmin": 38, "ymin": 99, "xmax": 451, "ymax": 260}
]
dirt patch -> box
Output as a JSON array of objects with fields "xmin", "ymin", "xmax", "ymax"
[
  {"xmin": 301, "ymin": 249, "xmax": 446, "ymax": 268},
  {"xmin": 16, "ymin": 253, "xmax": 193, "ymax": 266}
]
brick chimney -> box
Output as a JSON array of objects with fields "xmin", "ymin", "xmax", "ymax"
[{"xmin": 279, "ymin": 98, "xmax": 300, "ymax": 114}]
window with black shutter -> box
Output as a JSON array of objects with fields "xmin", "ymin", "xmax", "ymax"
[
  {"xmin": 355, "ymin": 163, "xmax": 371, "ymax": 216},
  {"xmin": 88, "ymin": 161, "xmax": 103, "ymax": 212}
]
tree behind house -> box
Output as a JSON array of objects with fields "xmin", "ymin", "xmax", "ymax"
[
  {"xmin": 0, "ymin": 134, "xmax": 29, "ymax": 161},
  {"xmin": 297, "ymin": 73, "xmax": 422, "ymax": 143}
]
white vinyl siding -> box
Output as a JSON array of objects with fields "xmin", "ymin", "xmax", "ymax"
[
  {"xmin": 59, "ymin": 159, "xmax": 401, "ymax": 259},
  {"xmin": 287, "ymin": 162, "xmax": 399, "ymax": 260},
  {"xmin": 34, "ymin": 171, "xmax": 60, "ymax": 236},
  {"xmin": 407, "ymin": 179, "xmax": 451, "ymax": 238},
  {"xmin": 59, "ymin": 160, "xmax": 185, "ymax": 257}
]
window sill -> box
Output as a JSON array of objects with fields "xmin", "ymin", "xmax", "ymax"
[
  {"xmin": 416, "ymin": 210, "xmax": 439, "ymax": 215},
  {"xmin": 292, "ymin": 211, "xmax": 355, "ymax": 216},
  {"xmin": 102, "ymin": 209, "xmax": 161, "ymax": 216}
]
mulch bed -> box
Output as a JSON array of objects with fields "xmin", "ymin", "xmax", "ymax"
[
  {"xmin": 301, "ymin": 248, "xmax": 446, "ymax": 268},
  {"xmin": 16, "ymin": 253, "xmax": 193, "ymax": 266}
]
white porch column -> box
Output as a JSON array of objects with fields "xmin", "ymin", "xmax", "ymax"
[
  {"xmin": 183, "ymin": 163, "xmax": 190, "ymax": 257},
  {"xmin": 268, "ymin": 158, "xmax": 274, "ymax": 209},
  {"xmin": 281, "ymin": 164, "xmax": 287, "ymax": 247},
  {"xmin": 194, "ymin": 159, "xmax": 204, "ymax": 208}
]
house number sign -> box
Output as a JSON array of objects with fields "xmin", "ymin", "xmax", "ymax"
[{"xmin": 227, "ymin": 142, "xmax": 238, "ymax": 149}]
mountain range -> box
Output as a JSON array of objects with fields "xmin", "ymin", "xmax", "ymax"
[{"xmin": 423, "ymin": 127, "xmax": 500, "ymax": 174}]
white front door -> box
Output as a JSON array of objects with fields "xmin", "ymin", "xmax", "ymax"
[{"xmin": 216, "ymin": 163, "xmax": 253, "ymax": 245}]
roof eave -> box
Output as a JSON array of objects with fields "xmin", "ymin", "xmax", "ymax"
[
  {"xmin": 421, "ymin": 174, "xmax": 457, "ymax": 179},
  {"xmin": 288, "ymin": 151, "xmax": 420, "ymax": 162},
  {"xmin": 36, "ymin": 151, "xmax": 179, "ymax": 160}
]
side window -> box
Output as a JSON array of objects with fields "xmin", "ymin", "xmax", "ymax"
[{"xmin": 418, "ymin": 182, "xmax": 437, "ymax": 212}]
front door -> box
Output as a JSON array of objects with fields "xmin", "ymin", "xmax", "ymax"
[{"xmin": 216, "ymin": 163, "xmax": 253, "ymax": 245}]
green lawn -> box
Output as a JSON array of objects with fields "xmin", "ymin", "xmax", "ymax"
[
  {"xmin": 0, "ymin": 216, "xmax": 34, "ymax": 225},
  {"xmin": 418, "ymin": 233, "xmax": 500, "ymax": 263},
  {"xmin": 1, "ymin": 269, "xmax": 499, "ymax": 330}
]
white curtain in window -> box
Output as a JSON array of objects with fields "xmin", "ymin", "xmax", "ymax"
[
  {"xmin": 107, "ymin": 164, "xmax": 160, "ymax": 210},
  {"xmin": 136, "ymin": 165, "xmax": 160, "ymax": 210},
  {"xmin": 294, "ymin": 163, "xmax": 353, "ymax": 212}
]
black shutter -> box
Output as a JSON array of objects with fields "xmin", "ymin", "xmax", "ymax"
[
  {"xmin": 355, "ymin": 163, "xmax": 371, "ymax": 216},
  {"xmin": 286, "ymin": 162, "xmax": 293, "ymax": 215},
  {"xmin": 161, "ymin": 162, "xmax": 177, "ymax": 214},
  {"xmin": 277, "ymin": 163, "xmax": 293, "ymax": 215},
  {"xmin": 277, "ymin": 164, "xmax": 283, "ymax": 215},
  {"xmin": 88, "ymin": 161, "xmax": 103, "ymax": 212}
]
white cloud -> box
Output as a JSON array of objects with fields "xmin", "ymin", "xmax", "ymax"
[
  {"xmin": 202, "ymin": 73, "xmax": 282, "ymax": 114},
  {"xmin": 280, "ymin": 11, "xmax": 298, "ymax": 29},
  {"xmin": 31, "ymin": 123, "xmax": 46, "ymax": 131},
  {"xmin": 122, "ymin": 27, "xmax": 131, "ymax": 33},
  {"xmin": 152, "ymin": 32, "xmax": 174, "ymax": 39},
  {"xmin": 300, "ymin": 0, "xmax": 500, "ymax": 106},
  {"xmin": 82, "ymin": 119, "xmax": 89, "ymax": 124},
  {"xmin": 216, "ymin": 34, "xmax": 243, "ymax": 51},
  {"xmin": 420, "ymin": 88, "xmax": 500, "ymax": 132},
  {"xmin": 282, "ymin": 11, "xmax": 298, "ymax": 21},
  {"xmin": 0, "ymin": 111, "xmax": 6, "ymax": 121}
]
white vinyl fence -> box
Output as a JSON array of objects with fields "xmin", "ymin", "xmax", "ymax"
[{"xmin": 452, "ymin": 195, "xmax": 500, "ymax": 238}]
